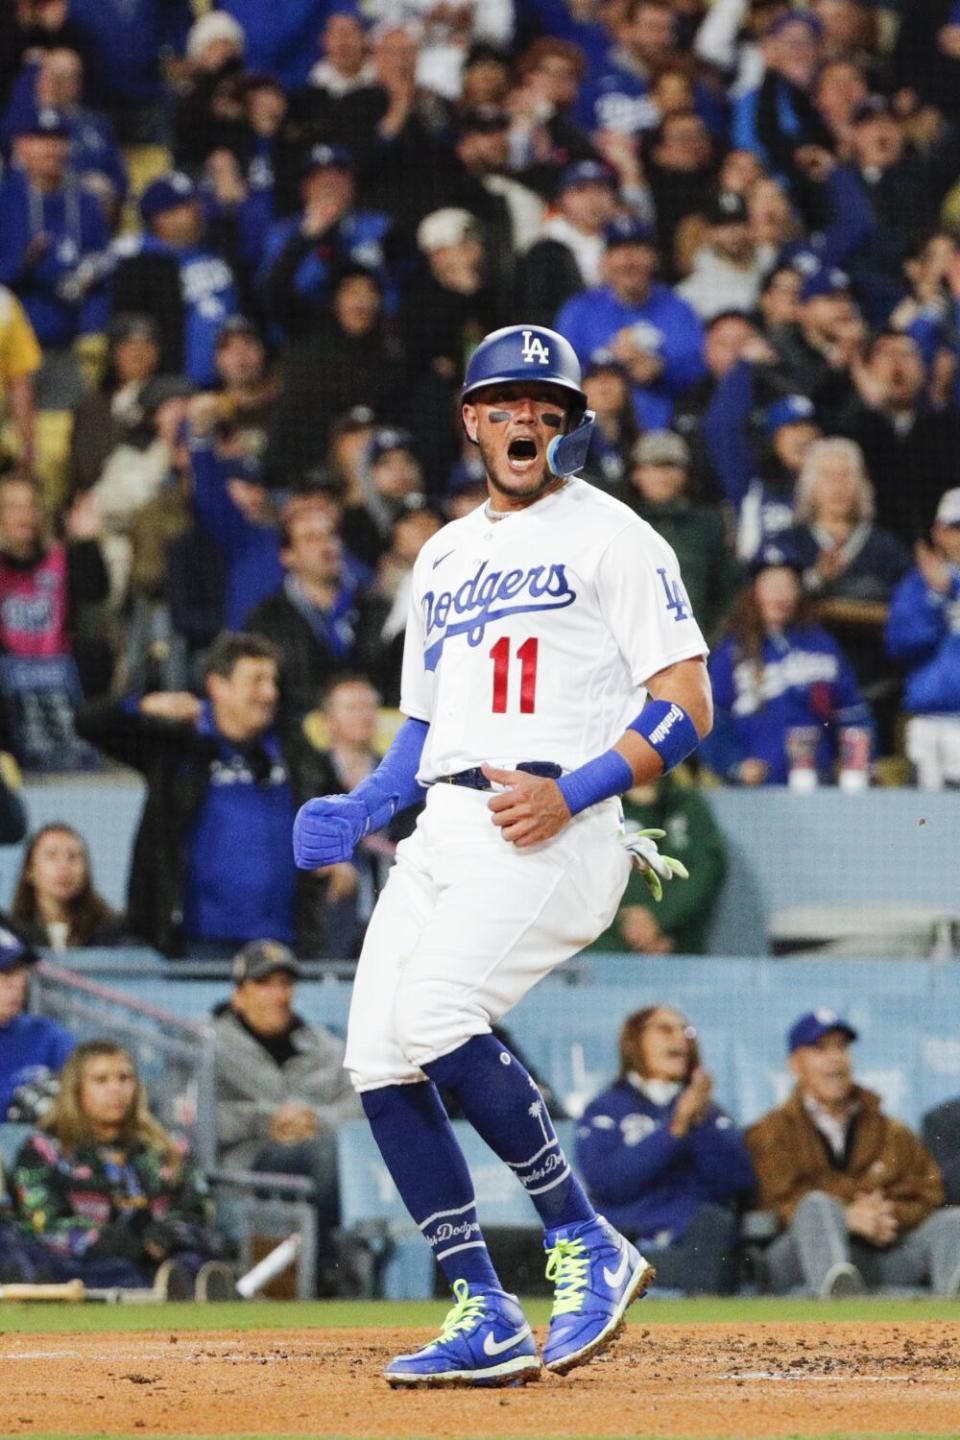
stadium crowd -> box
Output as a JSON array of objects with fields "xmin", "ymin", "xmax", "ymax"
[{"xmin": 2, "ymin": 0, "xmax": 960, "ymax": 1300}]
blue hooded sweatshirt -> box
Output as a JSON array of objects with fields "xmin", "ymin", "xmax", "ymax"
[
  {"xmin": 886, "ymin": 567, "xmax": 960, "ymax": 713},
  {"xmin": 576, "ymin": 1077, "xmax": 755, "ymax": 1243}
]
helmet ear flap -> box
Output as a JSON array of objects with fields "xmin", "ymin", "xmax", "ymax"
[{"xmin": 546, "ymin": 409, "xmax": 596, "ymax": 477}]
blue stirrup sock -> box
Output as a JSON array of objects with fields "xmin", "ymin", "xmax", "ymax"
[
  {"xmin": 423, "ymin": 1034, "xmax": 595, "ymax": 1231},
  {"xmin": 360, "ymin": 1082, "xmax": 501, "ymax": 1290}
]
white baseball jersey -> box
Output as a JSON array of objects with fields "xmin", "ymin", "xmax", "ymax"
[{"xmin": 400, "ymin": 478, "xmax": 708, "ymax": 782}]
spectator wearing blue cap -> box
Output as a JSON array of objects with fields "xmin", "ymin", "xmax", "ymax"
[
  {"xmin": 0, "ymin": 927, "xmax": 74, "ymax": 1122},
  {"xmin": 576, "ymin": 1006, "xmax": 754, "ymax": 1294},
  {"xmin": 260, "ymin": 143, "xmax": 393, "ymax": 340},
  {"xmin": 517, "ymin": 160, "xmax": 619, "ymax": 328},
  {"xmin": 341, "ymin": 427, "xmax": 424, "ymax": 568},
  {"xmin": 0, "ymin": 104, "xmax": 110, "ymax": 408},
  {"xmin": 762, "ymin": 267, "xmax": 867, "ymax": 419},
  {"xmin": 1, "ymin": 49, "xmax": 128, "ymax": 216},
  {"xmin": 748, "ymin": 1010, "xmax": 960, "ymax": 1298},
  {"xmin": 111, "ymin": 173, "xmax": 241, "ymax": 388},
  {"xmin": 703, "ymin": 548, "xmax": 871, "ymax": 785},
  {"xmin": 556, "ymin": 216, "xmax": 706, "ymax": 431}
]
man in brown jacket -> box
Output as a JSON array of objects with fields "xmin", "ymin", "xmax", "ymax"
[{"xmin": 747, "ymin": 1009, "xmax": 960, "ymax": 1298}]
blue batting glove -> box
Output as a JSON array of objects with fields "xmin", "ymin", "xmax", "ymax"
[{"xmin": 293, "ymin": 794, "xmax": 369, "ymax": 869}]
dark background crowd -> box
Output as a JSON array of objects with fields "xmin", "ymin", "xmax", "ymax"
[{"xmin": 0, "ymin": 0, "xmax": 957, "ymax": 958}]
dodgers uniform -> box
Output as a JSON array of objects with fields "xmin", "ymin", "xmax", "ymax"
[
  {"xmin": 294, "ymin": 323, "xmax": 712, "ymax": 1386},
  {"xmin": 344, "ymin": 477, "xmax": 707, "ymax": 1090}
]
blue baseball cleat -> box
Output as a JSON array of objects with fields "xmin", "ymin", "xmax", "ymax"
[
  {"xmin": 384, "ymin": 1278, "xmax": 541, "ymax": 1388},
  {"xmin": 542, "ymin": 1215, "xmax": 655, "ymax": 1375}
]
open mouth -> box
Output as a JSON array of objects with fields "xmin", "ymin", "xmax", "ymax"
[{"xmin": 507, "ymin": 437, "xmax": 539, "ymax": 472}]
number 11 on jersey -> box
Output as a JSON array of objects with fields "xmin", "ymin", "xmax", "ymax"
[{"xmin": 490, "ymin": 637, "xmax": 539, "ymax": 714}]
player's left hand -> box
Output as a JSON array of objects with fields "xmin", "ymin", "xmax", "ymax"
[
  {"xmin": 482, "ymin": 765, "xmax": 572, "ymax": 847},
  {"xmin": 622, "ymin": 828, "xmax": 689, "ymax": 902}
]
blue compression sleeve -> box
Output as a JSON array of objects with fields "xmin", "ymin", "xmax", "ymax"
[
  {"xmin": 351, "ymin": 717, "xmax": 429, "ymax": 833},
  {"xmin": 629, "ymin": 700, "xmax": 700, "ymax": 773}
]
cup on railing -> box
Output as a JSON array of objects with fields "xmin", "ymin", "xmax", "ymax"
[
  {"xmin": 786, "ymin": 726, "xmax": 820, "ymax": 792},
  {"xmin": 838, "ymin": 726, "xmax": 871, "ymax": 792}
]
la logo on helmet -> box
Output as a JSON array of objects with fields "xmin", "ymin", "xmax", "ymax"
[{"xmin": 521, "ymin": 330, "xmax": 551, "ymax": 365}]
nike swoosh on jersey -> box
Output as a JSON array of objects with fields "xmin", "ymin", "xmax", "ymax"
[
  {"xmin": 482, "ymin": 1324, "xmax": 532, "ymax": 1357},
  {"xmin": 603, "ymin": 1250, "xmax": 630, "ymax": 1289},
  {"xmin": 431, "ymin": 549, "xmax": 456, "ymax": 570}
]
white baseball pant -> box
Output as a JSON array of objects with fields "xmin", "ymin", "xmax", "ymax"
[{"xmin": 344, "ymin": 784, "xmax": 630, "ymax": 1091}]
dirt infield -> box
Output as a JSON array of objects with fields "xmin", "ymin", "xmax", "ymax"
[{"xmin": 2, "ymin": 1322, "xmax": 959, "ymax": 1438}]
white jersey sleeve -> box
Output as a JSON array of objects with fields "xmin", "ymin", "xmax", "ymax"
[
  {"xmin": 399, "ymin": 558, "xmax": 435, "ymax": 722},
  {"xmin": 595, "ymin": 521, "xmax": 708, "ymax": 688}
]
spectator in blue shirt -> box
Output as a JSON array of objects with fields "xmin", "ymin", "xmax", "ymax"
[
  {"xmin": 76, "ymin": 632, "xmax": 329, "ymax": 957},
  {"xmin": 705, "ymin": 385, "xmax": 821, "ymax": 562},
  {"xmin": 0, "ymin": 927, "xmax": 75, "ymax": 1122},
  {"xmin": 1, "ymin": 50, "xmax": 128, "ymax": 216},
  {"xmin": 260, "ymin": 144, "xmax": 393, "ymax": 340},
  {"xmin": 556, "ymin": 215, "xmax": 706, "ymax": 430},
  {"xmin": 220, "ymin": 0, "xmax": 352, "ymax": 89},
  {"xmin": 0, "ymin": 104, "xmax": 110, "ymax": 406},
  {"xmin": 887, "ymin": 487, "xmax": 960, "ymax": 789},
  {"xmin": 576, "ymin": 0, "xmax": 725, "ymax": 141},
  {"xmin": 111, "ymin": 173, "xmax": 240, "ymax": 387},
  {"xmin": 705, "ymin": 546, "xmax": 872, "ymax": 785},
  {"xmin": 576, "ymin": 1005, "xmax": 754, "ymax": 1294}
]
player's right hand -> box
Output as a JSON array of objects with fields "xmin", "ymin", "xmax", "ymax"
[{"xmin": 293, "ymin": 794, "xmax": 368, "ymax": 869}]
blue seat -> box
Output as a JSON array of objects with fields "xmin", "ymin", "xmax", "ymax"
[{"xmin": 0, "ymin": 1123, "xmax": 34, "ymax": 1200}]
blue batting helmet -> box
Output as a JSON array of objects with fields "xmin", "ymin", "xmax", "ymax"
[
  {"xmin": 461, "ymin": 325, "xmax": 595, "ymax": 477},
  {"xmin": 461, "ymin": 325, "xmax": 587, "ymax": 411}
]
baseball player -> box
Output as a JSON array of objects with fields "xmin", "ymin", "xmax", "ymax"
[{"xmin": 294, "ymin": 324, "xmax": 712, "ymax": 1386}]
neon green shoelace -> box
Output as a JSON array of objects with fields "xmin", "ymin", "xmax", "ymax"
[
  {"xmin": 436, "ymin": 1278, "xmax": 487, "ymax": 1343},
  {"xmin": 545, "ymin": 1237, "xmax": 590, "ymax": 1316}
]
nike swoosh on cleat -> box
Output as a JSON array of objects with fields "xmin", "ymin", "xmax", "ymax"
[
  {"xmin": 603, "ymin": 1250, "xmax": 630, "ymax": 1289},
  {"xmin": 482, "ymin": 1325, "xmax": 532, "ymax": 1357},
  {"xmin": 432, "ymin": 549, "xmax": 456, "ymax": 570}
]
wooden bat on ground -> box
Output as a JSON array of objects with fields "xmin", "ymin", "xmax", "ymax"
[{"xmin": 0, "ymin": 1279, "xmax": 86, "ymax": 1302}]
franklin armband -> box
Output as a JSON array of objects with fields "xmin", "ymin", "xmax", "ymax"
[{"xmin": 628, "ymin": 699, "xmax": 699, "ymax": 774}]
